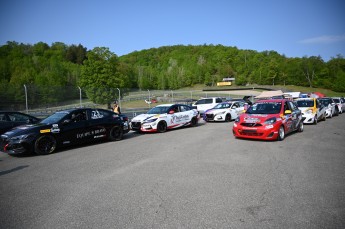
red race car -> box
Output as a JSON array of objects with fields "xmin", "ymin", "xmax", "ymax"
[{"xmin": 232, "ymin": 99, "xmax": 304, "ymax": 141}]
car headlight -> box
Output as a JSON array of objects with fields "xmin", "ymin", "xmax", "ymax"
[
  {"xmin": 235, "ymin": 117, "xmax": 240, "ymax": 123},
  {"xmin": 10, "ymin": 134, "xmax": 32, "ymax": 141},
  {"xmin": 264, "ymin": 117, "xmax": 276, "ymax": 125},
  {"xmin": 215, "ymin": 111, "xmax": 226, "ymax": 115},
  {"xmin": 143, "ymin": 118, "xmax": 158, "ymax": 123},
  {"xmin": 305, "ymin": 109, "xmax": 313, "ymax": 114}
]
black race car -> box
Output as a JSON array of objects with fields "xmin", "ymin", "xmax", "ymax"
[
  {"xmin": 0, "ymin": 111, "xmax": 41, "ymax": 135},
  {"xmin": 0, "ymin": 108, "xmax": 129, "ymax": 156}
]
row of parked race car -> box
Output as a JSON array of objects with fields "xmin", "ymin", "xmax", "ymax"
[{"xmin": 1, "ymin": 95, "xmax": 344, "ymax": 156}]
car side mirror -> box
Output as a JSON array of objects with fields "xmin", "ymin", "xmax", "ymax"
[
  {"xmin": 168, "ymin": 110, "xmax": 175, "ymax": 114},
  {"xmin": 284, "ymin": 110, "xmax": 292, "ymax": 115},
  {"xmin": 62, "ymin": 119, "xmax": 71, "ymax": 125}
]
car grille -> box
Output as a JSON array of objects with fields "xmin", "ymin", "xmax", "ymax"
[
  {"xmin": 239, "ymin": 130, "xmax": 263, "ymax": 136},
  {"xmin": 131, "ymin": 122, "xmax": 141, "ymax": 130},
  {"xmin": 240, "ymin": 123, "xmax": 262, "ymax": 127},
  {"xmin": 205, "ymin": 114, "xmax": 214, "ymax": 120}
]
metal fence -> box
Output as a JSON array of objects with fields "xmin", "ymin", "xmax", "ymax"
[{"xmin": 1, "ymin": 85, "xmax": 248, "ymax": 120}]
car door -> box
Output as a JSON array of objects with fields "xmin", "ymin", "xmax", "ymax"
[
  {"xmin": 58, "ymin": 110, "xmax": 89, "ymax": 145},
  {"xmin": 87, "ymin": 109, "xmax": 112, "ymax": 138},
  {"xmin": 168, "ymin": 105, "xmax": 184, "ymax": 127},
  {"xmin": 178, "ymin": 105, "xmax": 193, "ymax": 124},
  {"xmin": 315, "ymin": 99, "xmax": 322, "ymax": 119},
  {"xmin": 288, "ymin": 101, "xmax": 301, "ymax": 131},
  {"xmin": 283, "ymin": 101, "xmax": 294, "ymax": 133}
]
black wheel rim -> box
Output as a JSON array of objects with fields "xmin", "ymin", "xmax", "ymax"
[{"xmin": 36, "ymin": 136, "xmax": 56, "ymax": 154}]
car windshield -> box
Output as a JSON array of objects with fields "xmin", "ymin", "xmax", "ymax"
[
  {"xmin": 40, "ymin": 112, "xmax": 69, "ymax": 124},
  {"xmin": 296, "ymin": 100, "xmax": 314, "ymax": 107},
  {"xmin": 320, "ymin": 99, "xmax": 331, "ymax": 106},
  {"xmin": 213, "ymin": 103, "xmax": 231, "ymax": 109},
  {"xmin": 246, "ymin": 102, "xmax": 282, "ymax": 114},
  {"xmin": 147, "ymin": 106, "xmax": 170, "ymax": 114}
]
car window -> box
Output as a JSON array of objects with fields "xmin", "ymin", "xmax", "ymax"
[
  {"xmin": 180, "ymin": 105, "xmax": 190, "ymax": 112},
  {"xmin": 296, "ymin": 100, "xmax": 314, "ymax": 107},
  {"xmin": 91, "ymin": 109, "xmax": 109, "ymax": 119},
  {"xmin": 204, "ymin": 99, "xmax": 213, "ymax": 104},
  {"xmin": 246, "ymin": 102, "xmax": 281, "ymax": 114},
  {"xmin": 147, "ymin": 106, "xmax": 170, "ymax": 114},
  {"xmin": 284, "ymin": 101, "xmax": 290, "ymax": 111},
  {"xmin": 195, "ymin": 99, "xmax": 205, "ymax": 105},
  {"xmin": 171, "ymin": 106, "xmax": 179, "ymax": 113},
  {"xmin": 288, "ymin": 101, "xmax": 298, "ymax": 110},
  {"xmin": 8, "ymin": 113, "xmax": 31, "ymax": 122},
  {"xmin": 0, "ymin": 113, "xmax": 8, "ymax": 122},
  {"xmin": 216, "ymin": 98, "xmax": 222, "ymax": 103},
  {"xmin": 70, "ymin": 110, "xmax": 87, "ymax": 122},
  {"xmin": 41, "ymin": 112, "xmax": 69, "ymax": 124},
  {"xmin": 214, "ymin": 103, "xmax": 230, "ymax": 109}
]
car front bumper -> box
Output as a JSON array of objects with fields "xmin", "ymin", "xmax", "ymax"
[
  {"xmin": 302, "ymin": 113, "xmax": 316, "ymax": 123},
  {"xmin": 232, "ymin": 123, "xmax": 280, "ymax": 140},
  {"xmin": 204, "ymin": 113, "xmax": 226, "ymax": 122}
]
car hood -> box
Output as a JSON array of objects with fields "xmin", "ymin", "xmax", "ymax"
[
  {"xmin": 131, "ymin": 114, "xmax": 162, "ymax": 122},
  {"xmin": 298, "ymin": 107, "xmax": 313, "ymax": 112},
  {"xmin": 1, "ymin": 123, "xmax": 52, "ymax": 138},
  {"xmin": 205, "ymin": 108, "xmax": 228, "ymax": 114},
  {"xmin": 240, "ymin": 113, "xmax": 278, "ymax": 123}
]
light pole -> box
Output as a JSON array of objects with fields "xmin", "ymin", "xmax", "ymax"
[
  {"xmin": 171, "ymin": 90, "xmax": 174, "ymax": 103},
  {"xmin": 23, "ymin": 84, "xmax": 28, "ymax": 113},
  {"xmin": 116, "ymin": 88, "xmax": 121, "ymax": 108},
  {"xmin": 78, "ymin": 86, "xmax": 82, "ymax": 107},
  {"xmin": 147, "ymin": 89, "xmax": 151, "ymax": 108}
]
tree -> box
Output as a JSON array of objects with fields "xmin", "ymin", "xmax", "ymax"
[{"xmin": 80, "ymin": 47, "xmax": 126, "ymax": 104}]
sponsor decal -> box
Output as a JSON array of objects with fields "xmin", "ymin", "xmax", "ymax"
[
  {"xmin": 40, "ymin": 129, "xmax": 51, "ymax": 133},
  {"xmin": 94, "ymin": 135, "xmax": 106, "ymax": 139},
  {"xmin": 91, "ymin": 110, "xmax": 104, "ymax": 119},
  {"xmin": 244, "ymin": 117, "xmax": 259, "ymax": 123},
  {"xmin": 77, "ymin": 128, "xmax": 106, "ymax": 139},
  {"xmin": 51, "ymin": 124, "xmax": 60, "ymax": 133}
]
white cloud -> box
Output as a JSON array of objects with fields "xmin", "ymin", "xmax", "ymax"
[{"xmin": 299, "ymin": 34, "xmax": 345, "ymax": 44}]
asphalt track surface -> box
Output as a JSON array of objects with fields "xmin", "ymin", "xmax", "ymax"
[{"xmin": 1, "ymin": 114, "xmax": 345, "ymax": 228}]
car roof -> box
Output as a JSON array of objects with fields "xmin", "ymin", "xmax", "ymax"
[
  {"xmin": 256, "ymin": 99, "xmax": 286, "ymax": 103},
  {"xmin": 295, "ymin": 98, "xmax": 314, "ymax": 100},
  {"xmin": 155, "ymin": 104, "xmax": 191, "ymax": 107}
]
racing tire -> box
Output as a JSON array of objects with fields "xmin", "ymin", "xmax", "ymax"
[
  {"xmin": 190, "ymin": 117, "xmax": 197, "ymax": 127},
  {"xmin": 334, "ymin": 108, "xmax": 339, "ymax": 116},
  {"xmin": 108, "ymin": 125, "xmax": 123, "ymax": 141},
  {"xmin": 323, "ymin": 113, "xmax": 327, "ymax": 121},
  {"xmin": 277, "ymin": 125, "xmax": 285, "ymax": 141},
  {"xmin": 225, "ymin": 114, "xmax": 231, "ymax": 122},
  {"xmin": 34, "ymin": 135, "xmax": 57, "ymax": 155},
  {"xmin": 298, "ymin": 122, "xmax": 304, "ymax": 132},
  {"xmin": 313, "ymin": 115, "xmax": 317, "ymax": 125},
  {"xmin": 157, "ymin": 121, "xmax": 167, "ymax": 133}
]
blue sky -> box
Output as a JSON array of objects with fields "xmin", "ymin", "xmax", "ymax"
[{"xmin": 1, "ymin": 0, "xmax": 344, "ymax": 61}]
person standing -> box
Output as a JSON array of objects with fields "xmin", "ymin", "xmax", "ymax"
[{"xmin": 113, "ymin": 100, "xmax": 121, "ymax": 114}]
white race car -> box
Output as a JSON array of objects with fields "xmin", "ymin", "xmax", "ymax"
[
  {"xmin": 203, "ymin": 101, "xmax": 246, "ymax": 122},
  {"xmin": 130, "ymin": 104, "xmax": 199, "ymax": 133},
  {"xmin": 295, "ymin": 98, "xmax": 326, "ymax": 124},
  {"xmin": 319, "ymin": 98, "xmax": 337, "ymax": 118}
]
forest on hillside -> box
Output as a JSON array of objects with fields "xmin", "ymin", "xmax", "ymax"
[{"xmin": 1, "ymin": 41, "xmax": 345, "ymax": 108}]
